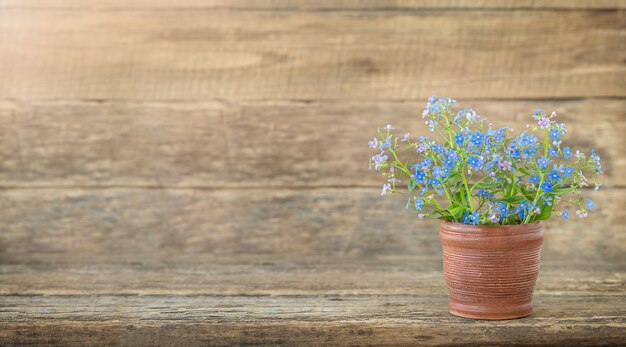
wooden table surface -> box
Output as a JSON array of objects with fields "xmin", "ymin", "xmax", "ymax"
[
  {"xmin": 1, "ymin": 0, "xmax": 625, "ymax": 345},
  {"xmin": 1, "ymin": 257, "xmax": 625, "ymax": 345},
  {"xmin": 2, "ymin": 192, "xmax": 625, "ymax": 345}
]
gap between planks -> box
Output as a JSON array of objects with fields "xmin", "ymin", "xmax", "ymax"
[
  {"xmin": 0, "ymin": 1, "xmax": 624, "ymax": 13},
  {"xmin": 0, "ymin": 96, "xmax": 625, "ymax": 105},
  {"xmin": 0, "ymin": 184, "xmax": 622, "ymax": 190}
]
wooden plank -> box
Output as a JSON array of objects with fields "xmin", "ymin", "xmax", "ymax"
[
  {"xmin": 1, "ymin": 295, "xmax": 624, "ymax": 346},
  {"xmin": 1, "ymin": 260, "xmax": 623, "ymax": 296},
  {"xmin": 0, "ymin": 100, "xmax": 623, "ymax": 187},
  {"xmin": 0, "ymin": 10, "xmax": 623, "ymax": 100},
  {"xmin": 0, "ymin": 188, "xmax": 623, "ymax": 265},
  {"xmin": 0, "ymin": 0, "xmax": 624, "ymax": 10}
]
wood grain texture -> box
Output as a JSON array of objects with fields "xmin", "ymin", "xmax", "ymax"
[
  {"xmin": 1, "ymin": 260, "xmax": 624, "ymax": 296},
  {"xmin": 1, "ymin": 295, "xmax": 625, "ymax": 346},
  {"xmin": 0, "ymin": 99, "xmax": 623, "ymax": 187},
  {"xmin": 0, "ymin": 188, "xmax": 623, "ymax": 264},
  {"xmin": 1, "ymin": 1, "xmax": 625, "ymax": 344},
  {"xmin": 0, "ymin": 10, "xmax": 624, "ymax": 100},
  {"xmin": 1, "ymin": 0, "xmax": 624, "ymax": 10}
]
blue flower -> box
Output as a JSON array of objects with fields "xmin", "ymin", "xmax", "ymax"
[
  {"xmin": 469, "ymin": 132, "xmax": 484, "ymax": 147},
  {"xmin": 427, "ymin": 120, "xmax": 438, "ymax": 132},
  {"xmin": 454, "ymin": 132, "xmax": 465, "ymax": 145},
  {"xmin": 522, "ymin": 146, "xmax": 538, "ymax": 158},
  {"xmin": 432, "ymin": 166, "xmax": 448, "ymax": 179},
  {"xmin": 429, "ymin": 179, "xmax": 444, "ymax": 195},
  {"xmin": 537, "ymin": 156, "xmax": 550, "ymax": 169},
  {"xmin": 549, "ymin": 128, "xmax": 562, "ymax": 141},
  {"xmin": 548, "ymin": 170, "xmax": 562, "ymax": 183},
  {"xmin": 493, "ymin": 128, "xmax": 506, "ymax": 143},
  {"xmin": 428, "ymin": 179, "xmax": 441, "ymax": 187},
  {"xmin": 591, "ymin": 149, "xmax": 603, "ymax": 174},
  {"xmin": 586, "ymin": 199, "xmax": 596, "ymax": 211},
  {"xmin": 562, "ymin": 166, "xmax": 575, "ymax": 177},
  {"xmin": 517, "ymin": 202, "xmax": 529, "ymax": 220},
  {"xmin": 540, "ymin": 181, "xmax": 553, "ymax": 192},
  {"xmin": 438, "ymin": 97, "xmax": 456, "ymax": 109},
  {"xmin": 463, "ymin": 211, "xmax": 480, "ymax": 225},
  {"xmin": 368, "ymin": 138, "xmax": 378, "ymax": 149},
  {"xmin": 563, "ymin": 147, "xmax": 572, "ymax": 159},
  {"xmin": 476, "ymin": 189, "xmax": 492, "ymax": 198},
  {"xmin": 535, "ymin": 108, "xmax": 542, "ymax": 115},
  {"xmin": 443, "ymin": 158, "xmax": 456, "ymax": 169},
  {"xmin": 412, "ymin": 158, "xmax": 433, "ymax": 170},
  {"xmin": 413, "ymin": 169, "xmax": 426, "ymax": 183},
  {"xmin": 518, "ymin": 133, "xmax": 538, "ymax": 147},
  {"xmin": 484, "ymin": 159, "xmax": 496, "ymax": 172},
  {"xmin": 510, "ymin": 147, "xmax": 521, "ymax": 159},
  {"xmin": 455, "ymin": 109, "xmax": 478, "ymax": 123},
  {"xmin": 370, "ymin": 153, "xmax": 388, "ymax": 170},
  {"xmin": 561, "ymin": 208, "xmax": 569, "ymax": 220},
  {"xmin": 467, "ymin": 156, "xmax": 483, "ymax": 170},
  {"xmin": 529, "ymin": 175, "xmax": 540, "ymax": 184},
  {"xmin": 497, "ymin": 202, "xmax": 510, "ymax": 218},
  {"xmin": 548, "ymin": 146, "xmax": 559, "ymax": 157},
  {"xmin": 379, "ymin": 137, "xmax": 391, "ymax": 151},
  {"xmin": 415, "ymin": 197, "xmax": 424, "ymax": 211},
  {"xmin": 381, "ymin": 183, "xmax": 391, "ymax": 195},
  {"xmin": 446, "ymin": 150, "xmax": 460, "ymax": 163},
  {"xmin": 432, "ymin": 144, "xmax": 446, "ymax": 154}
]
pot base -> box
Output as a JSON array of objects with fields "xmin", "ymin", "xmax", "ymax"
[{"xmin": 448, "ymin": 302, "xmax": 532, "ymax": 320}]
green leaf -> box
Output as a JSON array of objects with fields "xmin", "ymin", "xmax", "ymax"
[
  {"xmin": 408, "ymin": 180, "xmax": 416, "ymax": 193},
  {"xmin": 553, "ymin": 186, "xmax": 576, "ymax": 195},
  {"xmin": 447, "ymin": 172, "xmax": 460, "ymax": 181},
  {"xmin": 518, "ymin": 167, "xmax": 530, "ymax": 176},
  {"xmin": 519, "ymin": 186, "xmax": 534, "ymax": 201},
  {"xmin": 499, "ymin": 195, "xmax": 525, "ymax": 204},
  {"xmin": 452, "ymin": 191, "xmax": 465, "ymax": 205},
  {"xmin": 528, "ymin": 204, "xmax": 553, "ymax": 222},
  {"xmin": 437, "ymin": 210, "xmax": 453, "ymax": 221},
  {"xmin": 473, "ymin": 181, "xmax": 499, "ymax": 190},
  {"xmin": 447, "ymin": 206, "xmax": 466, "ymax": 220}
]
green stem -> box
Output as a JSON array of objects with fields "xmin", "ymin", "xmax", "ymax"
[
  {"xmin": 461, "ymin": 168, "xmax": 475, "ymax": 211},
  {"xmin": 467, "ymin": 175, "xmax": 490, "ymax": 197},
  {"xmin": 388, "ymin": 148, "xmax": 412, "ymax": 177},
  {"xmin": 431, "ymin": 198, "xmax": 444, "ymax": 210},
  {"xmin": 442, "ymin": 115, "xmax": 456, "ymax": 149}
]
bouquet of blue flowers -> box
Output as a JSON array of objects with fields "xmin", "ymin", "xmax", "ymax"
[{"xmin": 369, "ymin": 96, "xmax": 602, "ymax": 225}]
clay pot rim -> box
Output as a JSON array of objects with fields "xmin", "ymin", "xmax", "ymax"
[{"xmin": 440, "ymin": 220, "xmax": 543, "ymax": 236}]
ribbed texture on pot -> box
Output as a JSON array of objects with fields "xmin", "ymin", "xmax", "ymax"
[{"xmin": 439, "ymin": 221, "xmax": 544, "ymax": 320}]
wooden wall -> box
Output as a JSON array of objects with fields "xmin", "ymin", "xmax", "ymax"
[{"xmin": 0, "ymin": 0, "xmax": 625, "ymax": 290}]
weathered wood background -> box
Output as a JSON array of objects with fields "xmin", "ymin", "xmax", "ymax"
[{"xmin": 0, "ymin": 1, "xmax": 625, "ymax": 345}]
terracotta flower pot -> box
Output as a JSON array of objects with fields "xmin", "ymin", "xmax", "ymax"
[{"xmin": 439, "ymin": 221, "xmax": 544, "ymax": 320}]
